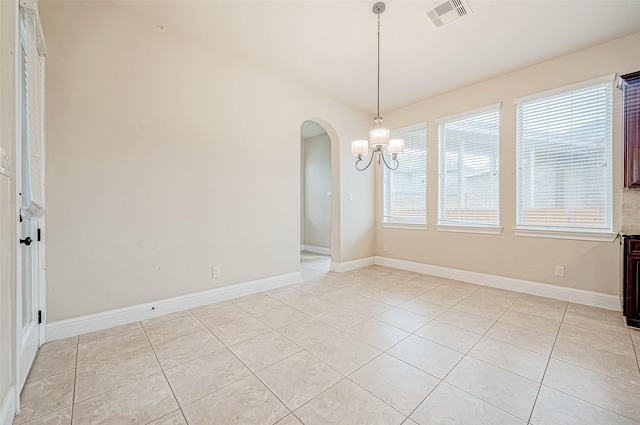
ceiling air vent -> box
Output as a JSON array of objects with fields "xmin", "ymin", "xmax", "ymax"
[{"xmin": 425, "ymin": 0, "xmax": 472, "ymax": 28}]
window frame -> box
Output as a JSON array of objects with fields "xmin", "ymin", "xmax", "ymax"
[
  {"xmin": 436, "ymin": 103, "xmax": 502, "ymax": 234},
  {"xmin": 513, "ymin": 75, "xmax": 616, "ymax": 242}
]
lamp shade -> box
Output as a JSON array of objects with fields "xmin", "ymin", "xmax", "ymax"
[
  {"xmin": 388, "ymin": 138, "xmax": 405, "ymax": 155},
  {"xmin": 351, "ymin": 139, "xmax": 369, "ymax": 156},
  {"xmin": 370, "ymin": 128, "xmax": 390, "ymax": 147}
]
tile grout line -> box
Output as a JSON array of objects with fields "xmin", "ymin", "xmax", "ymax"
[
  {"xmin": 221, "ymin": 272, "xmax": 618, "ymax": 424},
  {"xmin": 631, "ymin": 329, "xmax": 640, "ymax": 372},
  {"xmin": 525, "ymin": 300, "xmax": 568, "ymax": 424},
  {"xmin": 400, "ymin": 284, "xmax": 522, "ymax": 418},
  {"xmin": 411, "ymin": 291, "xmax": 532, "ymax": 423},
  {"xmin": 406, "ymin": 291, "xmax": 539, "ymax": 423},
  {"xmin": 533, "ymin": 368, "xmax": 640, "ymax": 424},
  {"xmin": 187, "ymin": 299, "xmax": 314, "ymax": 423},
  {"xmin": 408, "ymin": 299, "xmax": 513, "ymax": 421},
  {"xmin": 28, "ymin": 334, "xmax": 175, "ymax": 425},
  {"xmin": 232, "ymin": 320, "xmax": 339, "ymax": 423},
  {"xmin": 312, "ymin": 277, "xmax": 504, "ymax": 422},
  {"xmin": 405, "ymin": 379, "xmax": 526, "ymax": 425},
  {"xmin": 453, "ymin": 294, "xmax": 558, "ymax": 380},
  {"xmin": 140, "ymin": 323, "xmax": 187, "ymax": 424},
  {"xmin": 272, "ymin": 264, "xmax": 412, "ymax": 422},
  {"xmin": 77, "ymin": 322, "xmax": 144, "ymax": 344},
  {"xmin": 141, "ymin": 309, "xmax": 195, "ymax": 329},
  {"xmin": 73, "ymin": 326, "xmax": 151, "ymax": 369},
  {"xmin": 325, "ymin": 267, "xmax": 640, "ymax": 423},
  {"xmin": 69, "ymin": 336, "xmax": 79, "ymax": 425}
]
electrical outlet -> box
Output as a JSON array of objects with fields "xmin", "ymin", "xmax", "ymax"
[
  {"xmin": 212, "ymin": 266, "xmax": 221, "ymax": 278},
  {"xmin": 554, "ymin": 265, "xmax": 565, "ymax": 277},
  {"xmin": 383, "ymin": 244, "xmax": 389, "ymax": 252}
]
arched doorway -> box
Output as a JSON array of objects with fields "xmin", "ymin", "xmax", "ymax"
[{"xmin": 300, "ymin": 120, "xmax": 332, "ymax": 276}]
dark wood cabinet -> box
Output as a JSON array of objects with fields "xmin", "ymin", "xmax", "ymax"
[
  {"xmin": 618, "ymin": 71, "xmax": 640, "ymax": 188},
  {"xmin": 623, "ymin": 235, "xmax": 640, "ymax": 328}
]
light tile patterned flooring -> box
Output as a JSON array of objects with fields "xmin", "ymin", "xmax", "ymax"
[{"xmin": 14, "ymin": 251, "xmax": 640, "ymax": 424}]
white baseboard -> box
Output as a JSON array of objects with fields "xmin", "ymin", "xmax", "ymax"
[
  {"xmin": 0, "ymin": 387, "xmax": 15, "ymax": 425},
  {"xmin": 331, "ymin": 257, "xmax": 376, "ymax": 272},
  {"xmin": 46, "ymin": 272, "xmax": 302, "ymax": 342},
  {"xmin": 375, "ymin": 256, "xmax": 621, "ymax": 311},
  {"xmin": 301, "ymin": 245, "xmax": 332, "ymax": 256}
]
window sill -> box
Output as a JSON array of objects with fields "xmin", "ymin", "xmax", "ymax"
[
  {"xmin": 436, "ymin": 224, "xmax": 503, "ymax": 235},
  {"xmin": 381, "ymin": 222, "xmax": 427, "ymax": 230},
  {"xmin": 513, "ymin": 228, "xmax": 618, "ymax": 242}
]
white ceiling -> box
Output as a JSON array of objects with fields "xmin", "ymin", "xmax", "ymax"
[{"xmin": 113, "ymin": 0, "xmax": 640, "ymax": 116}]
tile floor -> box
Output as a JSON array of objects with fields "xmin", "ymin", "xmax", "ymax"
[{"xmin": 14, "ymin": 251, "xmax": 640, "ymax": 424}]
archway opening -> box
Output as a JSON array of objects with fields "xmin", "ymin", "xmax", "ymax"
[{"xmin": 300, "ymin": 120, "xmax": 332, "ymax": 276}]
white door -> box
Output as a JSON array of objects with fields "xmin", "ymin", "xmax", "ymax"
[
  {"xmin": 17, "ymin": 201, "xmax": 39, "ymax": 390},
  {"xmin": 16, "ymin": 9, "xmax": 41, "ymax": 392}
]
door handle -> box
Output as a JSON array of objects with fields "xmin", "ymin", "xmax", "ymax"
[{"xmin": 20, "ymin": 237, "xmax": 32, "ymax": 246}]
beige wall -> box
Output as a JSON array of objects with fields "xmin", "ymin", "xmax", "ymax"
[
  {"xmin": 377, "ymin": 32, "xmax": 640, "ymax": 296},
  {"xmin": 40, "ymin": 1, "xmax": 375, "ymax": 322},
  {"xmin": 0, "ymin": 0, "xmax": 16, "ymax": 409},
  {"xmin": 303, "ymin": 133, "xmax": 332, "ymax": 249}
]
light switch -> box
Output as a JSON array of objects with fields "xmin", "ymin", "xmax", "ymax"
[{"xmin": 349, "ymin": 193, "xmax": 353, "ymax": 201}]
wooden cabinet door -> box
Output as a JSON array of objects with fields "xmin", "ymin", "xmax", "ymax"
[
  {"xmin": 621, "ymin": 72, "xmax": 640, "ymax": 188},
  {"xmin": 625, "ymin": 252, "xmax": 640, "ymax": 328}
]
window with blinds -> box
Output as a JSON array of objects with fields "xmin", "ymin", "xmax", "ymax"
[
  {"xmin": 383, "ymin": 125, "xmax": 427, "ymax": 225},
  {"xmin": 515, "ymin": 79, "xmax": 612, "ymax": 233},
  {"xmin": 437, "ymin": 106, "xmax": 500, "ymax": 228}
]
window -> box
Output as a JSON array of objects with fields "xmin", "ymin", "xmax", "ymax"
[
  {"xmin": 383, "ymin": 124, "xmax": 427, "ymax": 225},
  {"xmin": 437, "ymin": 105, "xmax": 500, "ymax": 231},
  {"xmin": 515, "ymin": 77, "xmax": 613, "ymax": 236}
]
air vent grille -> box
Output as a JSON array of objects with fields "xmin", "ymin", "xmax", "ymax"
[{"xmin": 425, "ymin": 0, "xmax": 472, "ymax": 28}]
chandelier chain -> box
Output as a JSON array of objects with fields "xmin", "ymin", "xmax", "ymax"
[{"xmin": 377, "ymin": 11, "xmax": 381, "ymax": 119}]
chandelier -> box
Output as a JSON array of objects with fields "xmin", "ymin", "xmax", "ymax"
[{"xmin": 351, "ymin": 2, "xmax": 404, "ymax": 171}]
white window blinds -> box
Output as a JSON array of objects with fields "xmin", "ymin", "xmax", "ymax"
[
  {"xmin": 438, "ymin": 106, "xmax": 500, "ymax": 227},
  {"xmin": 20, "ymin": 6, "xmax": 47, "ymax": 218},
  {"xmin": 516, "ymin": 80, "xmax": 612, "ymax": 232},
  {"xmin": 383, "ymin": 125, "xmax": 427, "ymax": 225}
]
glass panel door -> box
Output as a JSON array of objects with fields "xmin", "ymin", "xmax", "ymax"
[{"xmin": 16, "ymin": 11, "xmax": 40, "ymax": 392}]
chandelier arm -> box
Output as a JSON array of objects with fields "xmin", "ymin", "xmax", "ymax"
[
  {"xmin": 356, "ymin": 153, "xmax": 375, "ymax": 171},
  {"xmin": 381, "ymin": 151, "xmax": 399, "ymax": 170}
]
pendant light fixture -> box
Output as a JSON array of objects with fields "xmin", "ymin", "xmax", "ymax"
[{"xmin": 351, "ymin": 2, "xmax": 404, "ymax": 171}]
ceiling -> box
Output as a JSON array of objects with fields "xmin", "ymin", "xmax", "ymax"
[{"xmin": 112, "ymin": 0, "xmax": 640, "ymax": 116}]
